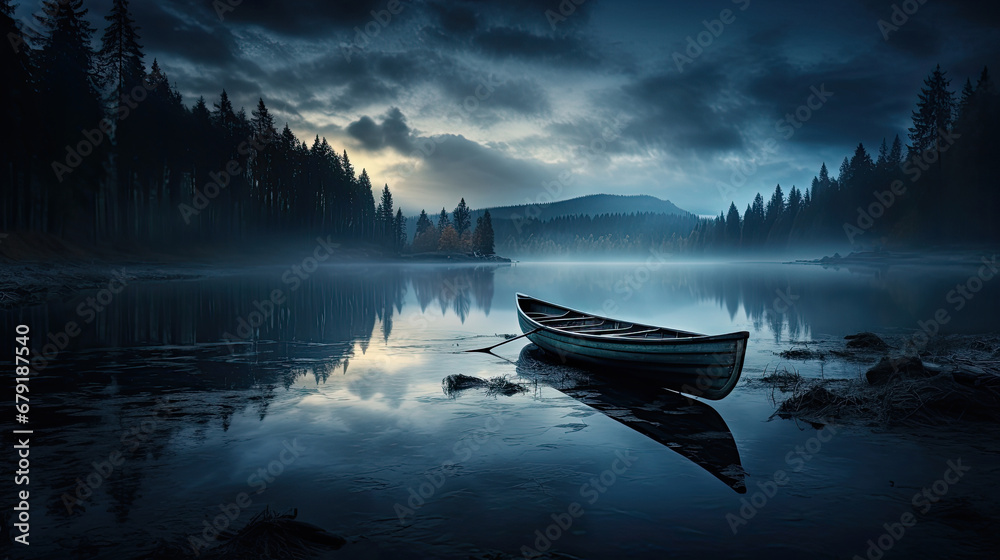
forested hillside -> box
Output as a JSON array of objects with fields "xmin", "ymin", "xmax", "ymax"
[
  {"xmin": 685, "ymin": 65, "xmax": 1000, "ymax": 254},
  {"xmin": 486, "ymin": 65, "xmax": 999, "ymax": 256},
  {"xmin": 0, "ymin": 0, "xmax": 407, "ymax": 251}
]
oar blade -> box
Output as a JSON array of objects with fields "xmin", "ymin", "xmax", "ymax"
[{"xmin": 463, "ymin": 327, "xmax": 541, "ymax": 353}]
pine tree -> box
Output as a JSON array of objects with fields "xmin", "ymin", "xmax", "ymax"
[
  {"xmin": 357, "ymin": 169, "xmax": 375, "ymax": 240},
  {"xmin": 765, "ymin": 185, "xmax": 784, "ymax": 228},
  {"xmin": 876, "ymin": 138, "xmax": 890, "ymax": 174},
  {"xmin": 378, "ymin": 184, "xmax": 394, "ymax": 244},
  {"xmin": 908, "ymin": 64, "xmax": 954, "ymax": 156},
  {"xmin": 212, "ymin": 89, "xmax": 237, "ymax": 134},
  {"xmin": 35, "ymin": 0, "xmax": 104, "ymax": 236},
  {"xmin": 838, "ymin": 157, "xmax": 852, "ymax": 190},
  {"xmin": 415, "ymin": 210, "xmax": 432, "ymax": 237},
  {"xmin": 342, "ymin": 150, "xmax": 355, "ymax": 181},
  {"xmin": 847, "ymin": 143, "xmax": 874, "ymax": 190},
  {"xmin": 251, "ymin": 98, "xmax": 276, "ymax": 140},
  {"xmin": 813, "ymin": 163, "xmax": 831, "ymax": 201},
  {"xmin": 472, "ymin": 216, "xmax": 483, "ymax": 252},
  {"xmin": 741, "ymin": 204, "xmax": 753, "ymax": 247},
  {"xmin": 787, "ymin": 186, "xmax": 802, "ymax": 217},
  {"xmin": 192, "ymin": 96, "xmax": 210, "ymax": 122},
  {"xmin": 453, "ymin": 198, "xmax": 471, "ymax": 236},
  {"xmin": 394, "ymin": 208, "xmax": 406, "ymax": 250},
  {"xmin": 888, "ymin": 135, "xmax": 904, "ymax": 167},
  {"xmin": 725, "ymin": 203, "xmax": 741, "ymax": 248},
  {"xmin": 97, "ymin": 0, "xmax": 144, "ymax": 105},
  {"xmin": 743, "ymin": 193, "xmax": 765, "ymax": 248},
  {"xmin": 437, "ymin": 208, "xmax": 451, "ymax": 231},
  {"xmin": 250, "ymin": 98, "xmax": 277, "ymax": 217},
  {"xmin": 475, "ymin": 210, "xmax": 495, "ymax": 254},
  {"xmin": 0, "ymin": 0, "xmax": 33, "ymax": 232},
  {"xmin": 958, "ymin": 78, "xmax": 976, "ymax": 120}
]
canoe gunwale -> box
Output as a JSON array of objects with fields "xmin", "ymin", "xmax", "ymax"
[{"xmin": 516, "ymin": 293, "xmax": 749, "ymax": 345}]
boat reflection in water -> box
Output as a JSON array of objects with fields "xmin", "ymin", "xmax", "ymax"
[{"xmin": 515, "ymin": 344, "xmax": 747, "ymax": 494}]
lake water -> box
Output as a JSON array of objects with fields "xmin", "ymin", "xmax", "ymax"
[{"xmin": 4, "ymin": 260, "xmax": 1000, "ymax": 559}]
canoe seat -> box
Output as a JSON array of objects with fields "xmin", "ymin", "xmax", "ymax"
[
  {"xmin": 551, "ymin": 320, "xmax": 605, "ymax": 330},
  {"xmin": 530, "ymin": 311, "xmax": 583, "ymax": 323},
  {"xmin": 527, "ymin": 311, "xmax": 565, "ymax": 319},
  {"xmin": 555, "ymin": 319, "xmax": 605, "ymax": 326},
  {"xmin": 608, "ymin": 328, "xmax": 662, "ymax": 338},
  {"xmin": 561, "ymin": 325, "xmax": 634, "ymax": 335}
]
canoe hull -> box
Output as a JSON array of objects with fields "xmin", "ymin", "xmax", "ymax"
[{"xmin": 516, "ymin": 294, "xmax": 748, "ymax": 400}]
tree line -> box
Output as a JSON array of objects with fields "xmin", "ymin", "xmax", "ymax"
[
  {"xmin": 411, "ymin": 198, "xmax": 496, "ymax": 255},
  {"xmin": 494, "ymin": 211, "xmax": 698, "ymax": 256},
  {"xmin": 489, "ymin": 64, "xmax": 998, "ymax": 256},
  {"xmin": 686, "ymin": 64, "xmax": 999, "ymax": 253},
  {"xmin": 0, "ymin": 0, "xmax": 414, "ymax": 251}
]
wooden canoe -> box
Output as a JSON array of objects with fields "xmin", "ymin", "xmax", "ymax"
[{"xmin": 516, "ymin": 293, "xmax": 749, "ymax": 400}]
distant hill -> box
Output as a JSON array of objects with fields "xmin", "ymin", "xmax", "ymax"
[
  {"xmin": 477, "ymin": 194, "xmax": 690, "ymax": 221},
  {"xmin": 407, "ymin": 194, "xmax": 691, "ymax": 239}
]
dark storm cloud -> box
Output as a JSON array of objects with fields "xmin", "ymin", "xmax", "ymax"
[
  {"xmin": 429, "ymin": 0, "xmax": 596, "ymax": 32},
  {"xmin": 127, "ymin": 1, "xmax": 241, "ymax": 68},
  {"xmin": 471, "ymin": 26, "xmax": 599, "ymax": 65},
  {"xmin": 23, "ymin": 0, "xmax": 996, "ymax": 214},
  {"xmin": 740, "ymin": 54, "xmax": 912, "ymax": 148},
  {"xmin": 860, "ymin": 0, "xmax": 1000, "ymax": 29},
  {"xmin": 215, "ymin": 0, "xmax": 405, "ymax": 36},
  {"xmin": 346, "ymin": 107, "xmax": 564, "ymax": 205},
  {"xmin": 426, "ymin": 0, "xmax": 479, "ymax": 35},
  {"xmin": 347, "ymin": 108, "xmax": 415, "ymax": 152},
  {"xmin": 946, "ymin": 0, "xmax": 1000, "ymax": 25},
  {"xmin": 616, "ymin": 64, "xmax": 748, "ymax": 154},
  {"xmin": 437, "ymin": 74, "xmax": 552, "ymax": 122}
]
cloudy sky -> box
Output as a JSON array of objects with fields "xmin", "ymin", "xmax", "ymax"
[{"xmin": 18, "ymin": 0, "xmax": 1000, "ymax": 215}]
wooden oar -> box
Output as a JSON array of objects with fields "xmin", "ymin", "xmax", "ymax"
[{"xmin": 465, "ymin": 327, "xmax": 542, "ymax": 353}]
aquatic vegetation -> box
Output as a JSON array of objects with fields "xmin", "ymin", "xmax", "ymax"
[
  {"xmin": 208, "ymin": 507, "xmax": 345, "ymax": 559},
  {"xmin": 775, "ymin": 356, "xmax": 1000, "ymax": 427},
  {"xmin": 778, "ymin": 348, "xmax": 823, "ymax": 360},
  {"xmin": 844, "ymin": 332, "xmax": 888, "ymax": 351},
  {"xmin": 442, "ymin": 374, "xmax": 528, "ymax": 397},
  {"xmin": 760, "ymin": 366, "xmax": 803, "ymax": 386}
]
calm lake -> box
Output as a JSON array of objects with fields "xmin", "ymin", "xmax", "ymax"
[{"xmin": 4, "ymin": 260, "xmax": 999, "ymax": 559}]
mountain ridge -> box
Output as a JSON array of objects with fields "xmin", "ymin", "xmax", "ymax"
[{"xmin": 407, "ymin": 194, "xmax": 692, "ymax": 238}]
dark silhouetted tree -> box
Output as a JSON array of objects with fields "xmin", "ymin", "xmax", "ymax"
[
  {"xmin": 415, "ymin": 210, "xmax": 432, "ymax": 239},
  {"xmin": 725, "ymin": 203, "xmax": 741, "ymax": 248},
  {"xmin": 1, "ymin": 0, "xmax": 34, "ymax": 232},
  {"xmin": 97, "ymin": 0, "xmax": 144, "ymax": 103},
  {"xmin": 376, "ymin": 184, "xmax": 394, "ymax": 245},
  {"xmin": 472, "ymin": 210, "xmax": 495, "ymax": 255},
  {"xmin": 908, "ymin": 64, "xmax": 954, "ymax": 156},
  {"xmin": 453, "ymin": 198, "xmax": 471, "ymax": 236},
  {"xmin": 394, "ymin": 208, "xmax": 406, "ymax": 251},
  {"xmin": 437, "ymin": 208, "xmax": 450, "ymax": 231}
]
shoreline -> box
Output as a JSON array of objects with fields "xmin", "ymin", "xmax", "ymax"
[
  {"xmin": 754, "ymin": 331, "xmax": 1000, "ymax": 430},
  {"xmin": 790, "ymin": 248, "xmax": 999, "ymax": 269},
  {"xmin": 0, "ymin": 233, "xmax": 512, "ymax": 308}
]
